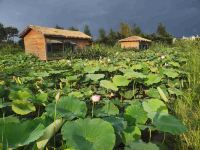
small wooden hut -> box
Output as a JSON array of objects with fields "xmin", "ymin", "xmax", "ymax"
[
  {"xmin": 19, "ymin": 25, "xmax": 92, "ymax": 60},
  {"xmin": 119, "ymin": 36, "xmax": 151, "ymax": 49}
]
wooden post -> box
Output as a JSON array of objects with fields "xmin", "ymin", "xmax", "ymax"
[{"xmin": 62, "ymin": 40, "xmax": 65, "ymax": 56}]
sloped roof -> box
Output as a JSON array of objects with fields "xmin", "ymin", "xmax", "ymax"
[
  {"xmin": 119, "ymin": 36, "xmax": 151, "ymax": 42},
  {"xmin": 19, "ymin": 25, "xmax": 92, "ymax": 39}
]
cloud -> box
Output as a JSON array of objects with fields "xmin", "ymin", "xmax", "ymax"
[{"xmin": 0, "ymin": 0, "xmax": 199, "ymax": 36}]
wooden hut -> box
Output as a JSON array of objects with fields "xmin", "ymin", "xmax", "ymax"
[
  {"xmin": 119, "ymin": 36, "xmax": 151, "ymax": 49},
  {"xmin": 19, "ymin": 25, "xmax": 92, "ymax": 60}
]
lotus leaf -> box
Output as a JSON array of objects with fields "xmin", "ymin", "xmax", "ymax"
[{"xmin": 61, "ymin": 118, "xmax": 115, "ymax": 150}]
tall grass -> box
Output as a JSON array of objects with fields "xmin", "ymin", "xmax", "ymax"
[{"xmin": 173, "ymin": 40, "xmax": 200, "ymax": 150}]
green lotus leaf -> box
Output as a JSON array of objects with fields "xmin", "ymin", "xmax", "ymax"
[
  {"xmin": 112, "ymin": 75, "xmax": 130, "ymax": 86},
  {"xmin": 48, "ymin": 70, "xmax": 66, "ymax": 74},
  {"xmin": 120, "ymin": 68, "xmax": 134, "ymax": 74},
  {"xmin": 150, "ymin": 67, "xmax": 158, "ymax": 73},
  {"xmin": 0, "ymin": 120, "xmax": 45, "ymax": 149},
  {"xmin": 154, "ymin": 114, "xmax": 187, "ymax": 135},
  {"xmin": 163, "ymin": 69, "xmax": 179, "ymax": 78},
  {"xmin": 80, "ymin": 88, "xmax": 93, "ymax": 97},
  {"xmin": 34, "ymin": 93, "xmax": 48, "ymax": 105},
  {"xmin": 125, "ymin": 101, "xmax": 148, "ymax": 125},
  {"xmin": 86, "ymin": 74, "xmax": 105, "ymax": 81},
  {"xmin": 68, "ymin": 91, "xmax": 84, "ymax": 98},
  {"xmin": 142, "ymin": 99, "xmax": 168, "ymax": 120},
  {"xmin": 37, "ymin": 119, "xmax": 64, "ymax": 149},
  {"xmin": 169, "ymin": 61, "xmax": 180, "ymax": 67},
  {"xmin": 61, "ymin": 118, "xmax": 116, "ymax": 150},
  {"xmin": 12, "ymin": 100, "xmax": 36, "ymax": 115},
  {"xmin": 125, "ymin": 141, "xmax": 159, "ymax": 150},
  {"xmin": 132, "ymin": 64, "xmax": 143, "ymax": 70},
  {"xmin": 145, "ymin": 74, "xmax": 162, "ymax": 86},
  {"xmin": 103, "ymin": 116, "xmax": 127, "ymax": 134},
  {"xmin": 31, "ymin": 71, "xmax": 50, "ymax": 77},
  {"xmin": 84, "ymin": 66, "xmax": 100, "ymax": 73},
  {"xmin": 94, "ymin": 100, "xmax": 119, "ymax": 117},
  {"xmin": 67, "ymin": 75, "xmax": 80, "ymax": 82},
  {"xmin": 168, "ymin": 88, "xmax": 183, "ymax": 96},
  {"xmin": 9, "ymin": 88, "xmax": 32, "ymax": 101},
  {"xmin": 120, "ymin": 90, "xmax": 136, "ymax": 99},
  {"xmin": 124, "ymin": 71, "xmax": 147, "ymax": 79},
  {"xmin": 46, "ymin": 96, "xmax": 87, "ymax": 120},
  {"xmin": 100, "ymin": 80, "xmax": 118, "ymax": 91},
  {"xmin": 146, "ymin": 88, "xmax": 161, "ymax": 99},
  {"xmin": 122, "ymin": 126, "xmax": 141, "ymax": 144},
  {"xmin": 18, "ymin": 90, "xmax": 32, "ymax": 100},
  {"xmin": 0, "ymin": 116, "xmax": 19, "ymax": 124},
  {"xmin": 0, "ymin": 99, "xmax": 11, "ymax": 109}
]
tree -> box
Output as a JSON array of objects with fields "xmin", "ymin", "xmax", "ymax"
[
  {"xmin": 0, "ymin": 23, "xmax": 6, "ymax": 42},
  {"xmin": 98, "ymin": 28, "xmax": 107, "ymax": 44},
  {"xmin": 68, "ymin": 26, "xmax": 79, "ymax": 31},
  {"xmin": 84, "ymin": 25, "xmax": 92, "ymax": 36},
  {"xmin": 132, "ymin": 24, "xmax": 142, "ymax": 35},
  {"xmin": 156, "ymin": 23, "xmax": 169, "ymax": 36},
  {"xmin": 119, "ymin": 22, "xmax": 132, "ymax": 38},
  {"xmin": 107, "ymin": 29, "xmax": 117, "ymax": 46},
  {"xmin": 154, "ymin": 22, "xmax": 173, "ymax": 44},
  {"xmin": 0, "ymin": 24, "xmax": 18, "ymax": 42},
  {"xmin": 5, "ymin": 26, "xmax": 18, "ymax": 41}
]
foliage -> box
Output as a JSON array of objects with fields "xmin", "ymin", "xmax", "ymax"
[
  {"xmin": 84, "ymin": 24, "xmax": 92, "ymax": 36},
  {"xmin": 97, "ymin": 28, "xmax": 107, "ymax": 44},
  {"xmin": 0, "ymin": 22, "xmax": 18, "ymax": 42},
  {"xmin": 0, "ymin": 43, "xmax": 23, "ymax": 55},
  {"xmin": 119, "ymin": 22, "xmax": 132, "ymax": 38},
  {"xmin": 0, "ymin": 43, "xmax": 189, "ymax": 149},
  {"xmin": 67, "ymin": 26, "xmax": 79, "ymax": 31},
  {"xmin": 61, "ymin": 118, "xmax": 116, "ymax": 150},
  {"xmin": 172, "ymin": 40, "xmax": 200, "ymax": 150}
]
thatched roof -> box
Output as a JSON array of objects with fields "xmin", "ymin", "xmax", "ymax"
[
  {"xmin": 119, "ymin": 36, "xmax": 151, "ymax": 42},
  {"xmin": 19, "ymin": 25, "xmax": 92, "ymax": 39}
]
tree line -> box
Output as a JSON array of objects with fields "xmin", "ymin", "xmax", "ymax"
[
  {"xmin": 0, "ymin": 22, "xmax": 173, "ymax": 47},
  {"xmin": 95, "ymin": 22, "xmax": 173, "ymax": 45},
  {"xmin": 55, "ymin": 22, "xmax": 173, "ymax": 45}
]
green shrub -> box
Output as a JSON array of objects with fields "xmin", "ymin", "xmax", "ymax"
[{"xmin": 0, "ymin": 42, "xmax": 23, "ymax": 55}]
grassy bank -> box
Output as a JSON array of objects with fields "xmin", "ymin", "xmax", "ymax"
[{"xmin": 173, "ymin": 40, "xmax": 200, "ymax": 150}]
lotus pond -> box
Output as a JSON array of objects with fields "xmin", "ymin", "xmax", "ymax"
[{"xmin": 0, "ymin": 47, "xmax": 188, "ymax": 150}]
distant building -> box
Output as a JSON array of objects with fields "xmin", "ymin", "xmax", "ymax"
[
  {"xmin": 19, "ymin": 25, "xmax": 92, "ymax": 60},
  {"xmin": 119, "ymin": 36, "xmax": 152, "ymax": 49},
  {"xmin": 182, "ymin": 35, "xmax": 200, "ymax": 40}
]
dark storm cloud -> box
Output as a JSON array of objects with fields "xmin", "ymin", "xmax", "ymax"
[{"xmin": 0, "ymin": 0, "xmax": 199, "ymax": 37}]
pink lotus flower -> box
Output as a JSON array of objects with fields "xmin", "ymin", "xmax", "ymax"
[{"xmin": 91, "ymin": 95, "xmax": 101, "ymax": 103}]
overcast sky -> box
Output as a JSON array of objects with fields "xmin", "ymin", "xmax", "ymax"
[{"xmin": 0, "ymin": 0, "xmax": 199, "ymax": 37}]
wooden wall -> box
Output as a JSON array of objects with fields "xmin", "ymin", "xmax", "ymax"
[
  {"xmin": 24, "ymin": 30, "xmax": 47, "ymax": 60},
  {"xmin": 120, "ymin": 41, "xmax": 140, "ymax": 49}
]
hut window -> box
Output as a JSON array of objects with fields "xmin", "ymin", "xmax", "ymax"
[{"xmin": 46, "ymin": 38, "xmax": 77, "ymax": 59}]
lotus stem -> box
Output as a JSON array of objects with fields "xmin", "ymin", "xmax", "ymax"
[{"xmin": 92, "ymin": 102, "xmax": 95, "ymax": 118}]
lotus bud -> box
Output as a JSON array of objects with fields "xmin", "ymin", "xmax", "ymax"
[{"xmin": 55, "ymin": 91, "xmax": 61, "ymax": 102}]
